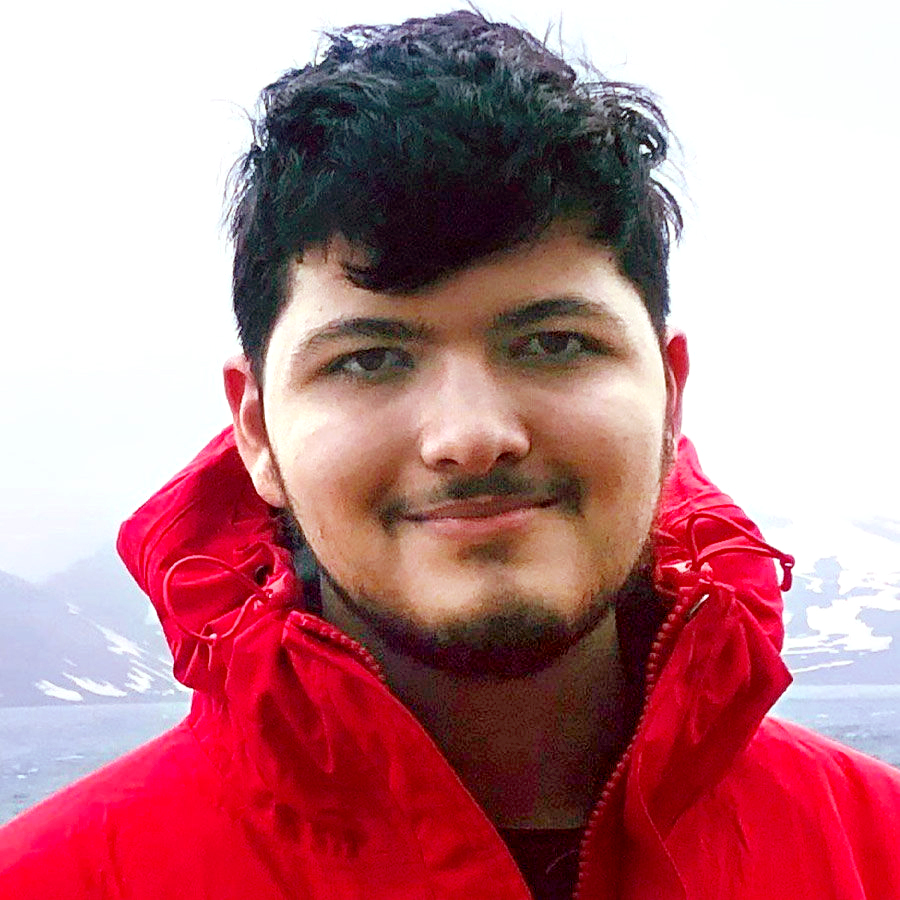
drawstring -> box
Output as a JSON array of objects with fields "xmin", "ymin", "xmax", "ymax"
[
  {"xmin": 684, "ymin": 511, "xmax": 795, "ymax": 591},
  {"xmin": 161, "ymin": 554, "xmax": 270, "ymax": 648}
]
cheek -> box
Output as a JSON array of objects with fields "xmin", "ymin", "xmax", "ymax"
[
  {"xmin": 542, "ymin": 387, "xmax": 667, "ymax": 544},
  {"xmin": 541, "ymin": 379, "xmax": 667, "ymax": 472},
  {"xmin": 273, "ymin": 401, "xmax": 409, "ymax": 542}
]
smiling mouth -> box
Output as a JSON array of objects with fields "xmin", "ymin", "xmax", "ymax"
[
  {"xmin": 380, "ymin": 475, "xmax": 583, "ymax": 532},
  {"xmin": 405, "ymin": 495, "xmax": 559, "ymax": 522},
  {"xmin": 404, "ymin": 497, "xmax": 558, "ymax": 543}
]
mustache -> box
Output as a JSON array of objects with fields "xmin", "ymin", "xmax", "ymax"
[{"xmin": 380, "ymin": 468, "xmax": 585, "ymax": 526}]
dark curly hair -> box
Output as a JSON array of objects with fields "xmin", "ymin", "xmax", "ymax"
[{"xmin": 229, "ymin": 10, "xmax": 682, "ymax": 380}]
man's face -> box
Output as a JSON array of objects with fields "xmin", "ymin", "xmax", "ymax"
[{"xmin": 232, "ymin": 228, "xmax": 684, "ymax": 675}]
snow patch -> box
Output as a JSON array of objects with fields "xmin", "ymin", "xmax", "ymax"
[
  {"xmin": 839, "ymin": 570, "xmax": 900, "ymax": 599},
  {"xmin": 35, "ymin": 680, "xmax": 83, "ymax": 702},
  {"xmin": 863, "ymin": 591, "xmax": 900, "ymax": 612},
  {"xmin": 785, "ymin": 593, "xmax": 895, "ymax": 654},
  {"xmin": 789, "ymin": 660, "xmax": 855, "ymax": 674},
  {"xmin": 63, "ymin": 674, "xmax": 127, "ymax": 698},
  {"xmin": 782, "ymin": 641, "xmax": 839, "ymax": 655},
  {"xmin": 125, "ymin": 667, "xmax": 153, "ymax": 694},
  {"xmin": 806, "ymin": 600, "xmax": 893, "ymax": 652},
  {"xmin": 97, "ymin": 625, "xmax": 142, "ymax": 658}
]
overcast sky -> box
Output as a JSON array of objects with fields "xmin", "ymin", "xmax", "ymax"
[{"xmin": 2, "ymin": 0, "xmax": 898, "ymax": 581}]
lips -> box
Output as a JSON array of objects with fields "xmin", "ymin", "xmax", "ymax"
[{"xmin": 405, "ymin": 495, "xmax": 558, "ymax": 521}]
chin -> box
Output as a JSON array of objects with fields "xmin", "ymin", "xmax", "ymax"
[{"xmin": 322, "ymin": 566, "xmax": 617, "ymax": 678}]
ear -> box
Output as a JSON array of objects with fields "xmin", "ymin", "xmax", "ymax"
[
  {"xmin": 223, "ymin": 354, "xmax": 288, "ymax": 508},
  {"xmin": 661, "ymin": 328, "xmax": 689, "ymax": 439}
]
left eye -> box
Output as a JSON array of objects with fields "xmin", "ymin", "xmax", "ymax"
[{"xmin": 508, "ymin": 332, "xmax": 592, "ymax": 361}]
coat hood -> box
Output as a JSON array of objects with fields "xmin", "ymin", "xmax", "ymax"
[{"xmin": 118, "ymin": 428, "xmax": 301, "ymax": 694}]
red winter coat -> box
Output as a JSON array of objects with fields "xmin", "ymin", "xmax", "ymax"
[{"xmin": 1, "ymin": 430, "xmax": 899, "ymax": 898}]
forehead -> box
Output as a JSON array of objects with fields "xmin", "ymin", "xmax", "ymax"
[{"xmin": 295, "ymin": 231, "xmax": 647, "ymax": 318}]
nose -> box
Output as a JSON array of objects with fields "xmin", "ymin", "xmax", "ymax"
[{"xmin": 418, "ymin": 357, "xmax": 530, "ymax": 474}]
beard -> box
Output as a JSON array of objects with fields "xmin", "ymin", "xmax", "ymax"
[
  {"xmin": 273, "ymin": 428, "xmax": 673, "ymax": 680},
  {"xmin": 316, "ymin": 543, "xmax": 655, "ymax": 678}
]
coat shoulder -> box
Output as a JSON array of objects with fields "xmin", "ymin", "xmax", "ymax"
[
  {"xmin": 666, "ymin": 716, "xmax": 900, "ymax": 897},
  {"xmin": 0, "ymin": 718, "xmax": 250, "ymax": 897},
  {"xmin": 753, "ymin": 714, "xmax": 900, "ymax": 802}
]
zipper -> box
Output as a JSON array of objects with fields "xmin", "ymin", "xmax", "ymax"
[
  {"xmin": 572, "ymin": 588, "xmax": 705, "ymax": 899},
  {"xmin": 294, "ymin": 591, "xmax": 707, "ymax": 899},
  {"xmin": 291, "ymin": 611, "xmax": 389, "ymax": 683}
]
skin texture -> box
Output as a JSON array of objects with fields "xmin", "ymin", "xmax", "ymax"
[{"xmin": 226, "ymin": 226, "xmax": 689, "ymax": 825}]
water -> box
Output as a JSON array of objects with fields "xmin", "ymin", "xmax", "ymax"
[
  {"xmin": 1, "ymin": 687, "xmax": 898, "ymax": 826},
  {"xmin": 770, "ymin": 684, "xmax": 900, "ymax": 768},
  {"xmin": 0, "ymin": 701, "xmax": 190, "ymax": 824}
]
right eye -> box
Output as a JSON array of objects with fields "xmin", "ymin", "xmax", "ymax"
[{"xmin": 325, "ymin": 347, "xmax": 414, "ymax": 380}]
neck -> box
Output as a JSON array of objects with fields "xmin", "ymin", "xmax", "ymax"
[{"xmin": 320, "ymin": 580, "xmax": 633, "ymax": 829}]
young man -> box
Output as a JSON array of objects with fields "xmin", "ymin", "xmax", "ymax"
[{"xmin": 2, "ymin": 11, "xmax": 898, "ymax": 899}]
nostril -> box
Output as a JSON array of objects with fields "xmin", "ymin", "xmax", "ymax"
[
  {"xmin": 419, "ymin": 420, "xmax": 531, "ymax": 473},
  {"xmin": 496, "ymin": 449, "xmax": 524, "ymax": 466}
]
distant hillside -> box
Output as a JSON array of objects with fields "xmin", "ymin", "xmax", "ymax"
[
  {"xmin": 774, "ymin": 515, "xmax": 900, "ymax": 685},
  {"xmin": 0, "ymin": 549, "xmax": 184, "ymax": 706},
  {"xmin": 783, "ymin": 563, "xmax": 900, "ymax": 684}
]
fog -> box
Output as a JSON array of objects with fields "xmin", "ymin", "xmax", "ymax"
[{"xmin": 2, "ymin": 0, "xmax": 898, "ymax": 580}]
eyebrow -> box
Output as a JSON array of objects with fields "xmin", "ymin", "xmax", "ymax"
[
  {"xmin": 291, "ymin": 317, "xmax": 434, "ymax": 360},
  {"xmin": 290, "ymin": 296, "xmax": 627, "ymax": 365},
  {"xmin": 491, "ymin": 296, "xmax": 628, "ymax": 332}
]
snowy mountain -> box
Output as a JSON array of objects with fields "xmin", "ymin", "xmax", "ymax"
[
  {"xmin": 764, "ymin": 514, "xmax": 900, "ymax": 685},
  {"xmin": 1, "ymin": 515, "xmax": 897, "ymax": 705},
  {"xmin": 0, "ymin": 550, "xmax": 185, "ymax": 706}
]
